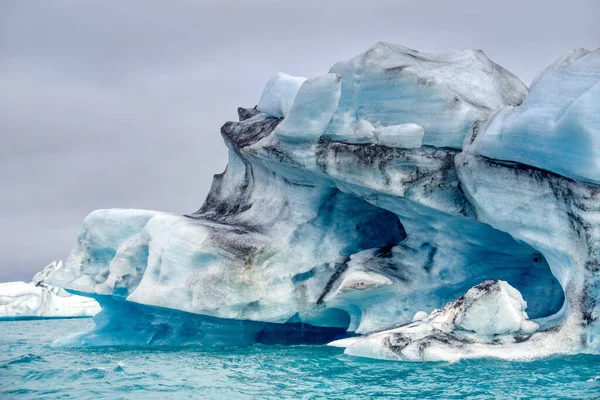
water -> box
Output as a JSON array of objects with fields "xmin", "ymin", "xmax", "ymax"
[{"xmin": 0, "ymin": 319, "xmax": 599, "ymax": 399}]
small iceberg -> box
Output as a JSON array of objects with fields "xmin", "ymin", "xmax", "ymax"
[{"xmin": 0, "ymin": 261, "xmax": 100, "ymax": 320}]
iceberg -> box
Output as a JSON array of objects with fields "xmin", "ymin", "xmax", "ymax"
[
  {"xmin": 0, "ymin": 261, "xmax": 100, "ymax": 320},
  {"xmin": 50, "ymin": 42, "xmax": 600, "ymax": 361}
]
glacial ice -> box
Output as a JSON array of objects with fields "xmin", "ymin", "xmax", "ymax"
[
  {"xmin": 272, "ymin": 73, "xmax": 341, "ymax": 142},
  {"xmin": 325, "ymin": 42, "xmax": 528, "ymax": 148},
  {"xmin": 330, "ymin": 280, "xmax": 541, "ymax": 361},
  {"xmin": 473, "ymin": 48, "xmax": 600, "ymax": 184},
  {"xmin": 0, "ymin": 261, "xmax": 100, "ymax": 320},
  {"xmin": 450, "ymin": 280, "xmax": 538, "ymax": 335},
  {"xmin": 257, "ymin": 72, "xmax": 307, "ymax": 118},
  {"xmin": 373, "ymin": 123, "xmax": 425, "ymax": 149},
  {"xmin": 50, "ymin": 42, "xmax": 599, "ymax": 361}
]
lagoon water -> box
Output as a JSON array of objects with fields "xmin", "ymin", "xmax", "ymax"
[{"xmin": 1, "ymin": 319, "xmax": 599, "ymax": 399}]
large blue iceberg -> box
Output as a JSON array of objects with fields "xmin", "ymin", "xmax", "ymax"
[{"xmin": 50, "ymin": 43, "xmax": 600, "ymax": 361}]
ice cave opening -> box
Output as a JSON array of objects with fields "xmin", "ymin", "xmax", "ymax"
[{"xmin": 326, "ymin": 191, "xmax": 567, "ymax": 328}]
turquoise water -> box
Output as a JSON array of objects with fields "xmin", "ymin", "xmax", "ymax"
[{"xmin": 1, "ymin": 319, "xmax": 599, "ymax": 399}]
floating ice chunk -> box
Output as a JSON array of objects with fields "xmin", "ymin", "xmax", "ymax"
[
  {"xmin": 452, "ymin": 280, "xmax": 536, "ymax": 335},
  {"xmin": 0, "ymin": 262, "xmax": 100, "ymax": 319},
  {"xmin": 257, "ymin": 72, "xmax": 307, "ymax": 118},
  {"xmin": 342, "ymin": 320, "xmax": 439, "ymax": 361},
  {"xmin": 273, "ymin": 73, "xmax": 341, "ymax": 142},
  {"xmin": 0, "ymin": 282, "xmax": 100, "ymax": 319},
  {"xmin": 473, "ymin": 48, "xmax": 600, "ymax": 184},
  {"xmin": 421, "ymin": 280, "xmax": 538, "ymax": 336},
  {"xmin": 335, "ymin": 280, "xmax": 540, "ymax": 361},
  {"xmin": 374, "ymin": 123, "xmax": 424, "ymax": 149}
]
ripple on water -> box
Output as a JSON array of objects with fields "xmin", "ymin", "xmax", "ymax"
[
  {"xmin": 21, "ymin": 369, "xmax": 62, "ymax": 381},
  {"xmin": 1, "ymin": 319, "xmax": 600, "ymax": 399},
  {"xmin": 0, "ymin": 353, "xmax": 45, "ymax": 368}
]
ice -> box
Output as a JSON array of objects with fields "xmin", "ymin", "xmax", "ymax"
[
  {"xmin": 373, "ymin": 123, "xmax": 424, "ymax": 149},
  {"xmin": 0, "ymin": 261, "xmax": 100, "ymax": 319},
  {"xmin": 52, "ymin": 191, "xmax": 411, "ymax": 328},
  {"xmin": 412, "ymin": 311, "xmax": 428, "ymax": 321},
  {"xmin": 58, "ymin": 295, "xmax": 348, "ymax": 347},
  {"xmin": 52, "ymin": 209, "xmax": 158, "ymax": 296},
  {"xmin": 271, "ymin": 73, "xmax": 341, "ymax": 142},
  {"xmin": 51, "ymin": 42, "xmax": 599, "ymax": 360},
  {"xmin": 473, "ymin": 49, "xmax": 600, "ymax": 184},
  {"xmin": 327, "ymin": 337, "xmax": 361, "ymax": 348},
  {"xmin": 333, "ymin": 281, "xmax": 542, "ymax": 361},
  {"xmin": 31, "ymin": 260, "xmax": 63, "ymax": 289},
  {"xmin": 0, "ymin": 281, "xmax": 99, "ymax": 319},
  {"xmin": 322, "ymin": 113, "xmax": 375, "ymax": 144},
  {"xmin": 325, "ymin": 42, "xmax": 527, "ymax": 149},
  {"xmin": 434, "ymin": 280, "xmax": 537, "ymax": 336},
  {"xmin": 257, "ymin": 72, "xmax": 307, "ymax": 118}
]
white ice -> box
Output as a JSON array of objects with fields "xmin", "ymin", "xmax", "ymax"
[
  {"xmin": 374, "ymin": 123, "xmax": 424, "ymax": 149},
  {"xmin": 325, "ymin": 42, "xmax": 527, "ymax": 149},
  {"xmin": 0, "ymin": 261, "xmax": 100, "ymax": 319},
  {"xmin": 272, "ymin": 73, "xmax": 341, "ymax": 142},
  {"xmin": 257, "ymin": 72, "xmax": 307, "ymax": 118},
  {"xmin": 473, "ymin": 48, "xmax": 600, "ymax": 184},
  {"xmin": 332, "ymin": 281, "xmax": 544, "ymax": 361}
]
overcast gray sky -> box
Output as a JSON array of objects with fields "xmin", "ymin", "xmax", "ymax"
[{"xmin": 1, "ymin": 0, "xmax": 598, "ymax": 282}]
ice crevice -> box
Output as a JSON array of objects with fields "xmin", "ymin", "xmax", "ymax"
[{"xmin": 48, "ymin": 42, "xmax": 599, "ymax": 361}]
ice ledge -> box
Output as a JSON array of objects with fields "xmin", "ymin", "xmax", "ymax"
[
  {"xmin": 56, "ymin": 293, "xmax": 351, "ymax": 347},
  {"xmin": 255, "ymin": 42, "xmax": 528, "ymax": 149},
  {"xmin": 329, "ymin": 281, "xmax": 575, "ymax": 363}
]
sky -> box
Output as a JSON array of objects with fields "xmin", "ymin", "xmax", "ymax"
[{"xmin": 1, "ymin": 0, "xmax": 598, "ymax": 282}]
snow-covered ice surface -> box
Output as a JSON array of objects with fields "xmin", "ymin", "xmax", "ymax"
[
  {"xmin": 50, "ymin": 42, "xmax": 600, "ymax": 361},
  {"xmin": 0, "ymin": 262, "xmax": 100, "ymax": 320}
]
